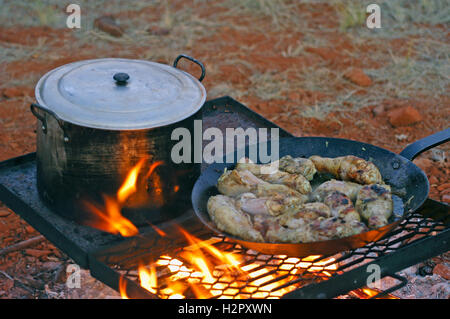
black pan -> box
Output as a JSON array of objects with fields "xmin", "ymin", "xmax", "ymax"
[{"xmin": 192, "ymin": 128, "xmax": 449, "ymax": 256}]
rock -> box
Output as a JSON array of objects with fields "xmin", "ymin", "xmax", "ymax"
[
  {"xmin": 433, "ymin": 263, "xmax": 450, "ymax": 280},
  {"xmin": 306, "ymin": 47, "xmax": 341, "ymax": 62},
  {"xmin": 147, "ymin": 26, "xmax": 170, "ymax": 36},
  {"xmin": 2, "ymin": 86, "xmax": 34, "ymax": 99},
  {"xmin": 93, "ymin": 16, "xmax": 124, "ymax": 37},
  {"xmin": 437, "ymin": 183, "xmax": 450, "ymax": 192},
  {"xmin": 288, "ymin": 91, "xmax": 301, "ymax": 101},
  {"xmin": 395, "ymin": 134, "xmax": 408, "ymax": 141},
  {"xmin": 387, "ymin": 106, "xmax": 423, "ymax": 127},
  {"xmin": 343, "ymin": 68, "xmax": 372, "ymax": 87},
  {"xmin": 0, "ymin": 207, "xmax": 12, "ymax": 217},
  {"xmin": 442, "ymin": 194, "xmax": 450, "ymax": 204},
  {"xmin": 430, "ymin": 148, "xmax": 446, "ymax": 162},
  {"xmin": 428, "ymin": 175, "xmax": 438, "ymax": 185},
  {"xmin": 372, "ymin": 105, "xmax": 385, "ymax": 116},
  {"xmin": 25, "ymin": 225, "xmax": 35, "ymax": 234},
  {"xmin": 414, "ymin": 158, "xmax": 433, "ymax": 171}
]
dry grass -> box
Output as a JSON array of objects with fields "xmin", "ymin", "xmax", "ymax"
[{"xmin": 0, "ymin": 0, "xmax": 448, "ymax": 122}]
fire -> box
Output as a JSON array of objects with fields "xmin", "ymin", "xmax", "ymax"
[
  {"xmin": 131, "ymin": 228, "xmax": 340, "ymax": 299},
  {"xmin": 117, "ymin": 159, "xmax": 146, "ymax": 203},
  {"xmin": 119, "ymin": 275, "xmax": 129, "ymax": 299},
  {"xmin": 83, "ymin": 197, "xmax": 138, "ymax": 237},
  {"xmin": 84, "ymin": 159, "xmax": 163, "ymax": 237}
]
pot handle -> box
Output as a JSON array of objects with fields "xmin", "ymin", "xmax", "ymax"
[
  {"xmin": 30, "ymin": 103, "xmax": 64, "ymax": 134},
  {"xmin": 399, "ymin": 128, "xmax": 450, "ymax": 161},
  {"xmin": 173, "ymin": 54, "xmax": 206, "ymax": 82}
]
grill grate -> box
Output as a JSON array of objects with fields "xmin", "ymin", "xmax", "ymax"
[{"xmin": 96, "ymin": 205, "xmax": 448, "ymax": 299}]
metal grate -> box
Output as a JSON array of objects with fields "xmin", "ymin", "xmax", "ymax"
[{"xmin": 95, "ymin": 204, "xmax": 448, "ymax": 299}]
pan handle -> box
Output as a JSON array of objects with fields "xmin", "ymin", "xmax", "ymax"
[{"xmin": 399, "ymin": 128, "xmax": 450, "ymax": 161}]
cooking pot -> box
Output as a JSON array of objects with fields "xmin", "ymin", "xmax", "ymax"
[{"xmin": 30, "ymin": 54, "xmax": 206, "ymax": 226}]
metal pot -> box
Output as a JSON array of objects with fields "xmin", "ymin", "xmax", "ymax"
[{"xmin": 30, "ymin": 55, "xmax": 206, "ymax": 226}]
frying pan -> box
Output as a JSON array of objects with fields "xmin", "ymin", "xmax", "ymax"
[{"xmin": 192, "ymin": 128, "xmax": 449, "ymax": 256}]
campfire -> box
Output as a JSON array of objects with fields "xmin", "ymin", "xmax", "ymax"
[
  {"xmin": 114, "ymin": 228, "xmax": 397, "ymax": 299},
  {"xmin": 82, "ymin": 157, "xmax": 413, "ymax": 300}
]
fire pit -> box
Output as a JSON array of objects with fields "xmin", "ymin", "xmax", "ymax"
[{"xmin": 0, "ymin": 97, "xmax": 448, "ymax": 299}]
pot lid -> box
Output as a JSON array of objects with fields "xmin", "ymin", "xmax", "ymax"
[{"xmin": 35, "ymin": 58, "xmax": 206, "ymax": 130}]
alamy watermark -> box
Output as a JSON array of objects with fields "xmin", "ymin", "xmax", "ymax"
[
  {"xmin": 66, "ymin": 4, "xmax": 81, "ymax": 29},
  {"xmin": 171, "ymin": 120, "xmax": 280, "ymax": 171},
  {"xmin": 66, "ymin": 264, "xmax": 81, "ymax": 289},
  {"xmin": 366, "ymin": 263, "xmax": 382, "ymax": 290},
  {"xmin": 366, "ymin": 4, "xmax": 382, "ymax": 29}
]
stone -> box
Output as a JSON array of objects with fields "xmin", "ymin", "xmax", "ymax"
[
  {"xmin": 428, "ymin": 175, "xmax": 438, "ymax": 185},
  {"xmin": 2, "ymin": 87, "xmax": 33, "ymax": 98},
  {"xmin": 343, "ymin": 68, "xmax": 372, "ymax": 87},
  {"xmin": 433, "ymin": 263, "xmax": 450, "ymax": 280},
  {"xmin": 372, "ymin": 105, "xmax": 385, "ymax": 116},
  {"xmin": 442, "ymin": 194, "xmax": 450, "ymax": 204},
  {"xmin": 387, "ymin": 106, "xmax": 422, "ymax": 127},
  {"xmin": 147, "ymin": 26, "xmax": 171, "ymax": 36},
  {"xmin": 436, "ymin": 183, "xmax": 450, "ymax": 192},
  {"xmin": 94, "ymin": 16, "xmax": 124, "ymax": 37}
]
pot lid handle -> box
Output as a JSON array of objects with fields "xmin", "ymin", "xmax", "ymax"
[
  {"xmin": 113, "ymin": 72, "xmax": 130, "ymax": 85},
  {"xmin": 173, "ymin": 54, "xmax": 205, "ymax": 82}
]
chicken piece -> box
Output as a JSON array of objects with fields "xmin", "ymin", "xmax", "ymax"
[
  {"xmin": 254, "ymin": 182, "xmax": 306, "ymax": 200},
  {"xmin": 309, "ymin": 155, "xmax": 383, "ymax": 185},
  {"xmin": 264, "ymin": 221, "xmax": 316, "ymax": 243},
  {"xmin": 355, "ymin": 184, "xmax": 393, "ymax": 229},
  {"xmin": 217, "ymin": 169, "xmax": 264, "ymax": 197},
  {"xmin": 207, "ymin": 195, "xmax": 264, "ymax": 242},
  {"xmin": 323, "ymin": 191, "xmax": 360, "ymax": 222},
  {"xmin": 278, "ymin": 155, "xmax": 317, "ymax": 181},
  {"xmin": 310, "ymin": 217, "xmax": 368, "ymax": 241},
  {"xmin": 236, "ymin": 159, "xmax": 311, "ymax": 194},
  {"xmin": 278, "ymin": 202, "xmax": 331, "ymax": 229},
  {"xmin": 311, "ymin": 179, "xmax": 363, "ymax": 202},
  {"xmin": 236, "ymin": 192, "xmax": 306, "ymax": 217}
]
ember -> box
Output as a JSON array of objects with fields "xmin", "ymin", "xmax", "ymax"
[{"xmin": 131, "ymin": 229, "xmax": 339, "ymax": 299}]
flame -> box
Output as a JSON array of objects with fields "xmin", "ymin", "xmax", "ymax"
[
  {"xmin": 138, "ymin": 264, "xmax": 158, "ymax": 294},
  {"xmin": 84, "ymin": 159, "xmax": 163, "ymax": 237},
  {"xmin": 145, "ymin": 160, "xmax": 164, "ymax": 179},
  {"xmin": 350, "ymin": 287, "xmax": 399, "ymax": 299},
  {"xmin": 117, "ymin": 159, "xmax": 146, "ymax": 203},
  {"xmin": 131, "ymin": 227, "xmax": 343, "ymax": 299},
  {"xmin": 149, "ymin": 223, "xmax": 167, "ymax": 237},
  {"xmin": 119, "ymin": 275, "xmax": 129, "ymax": 299},
  {"xmin": 84, "ymin": 197, "xmax": 138, "ymax": 237}
]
